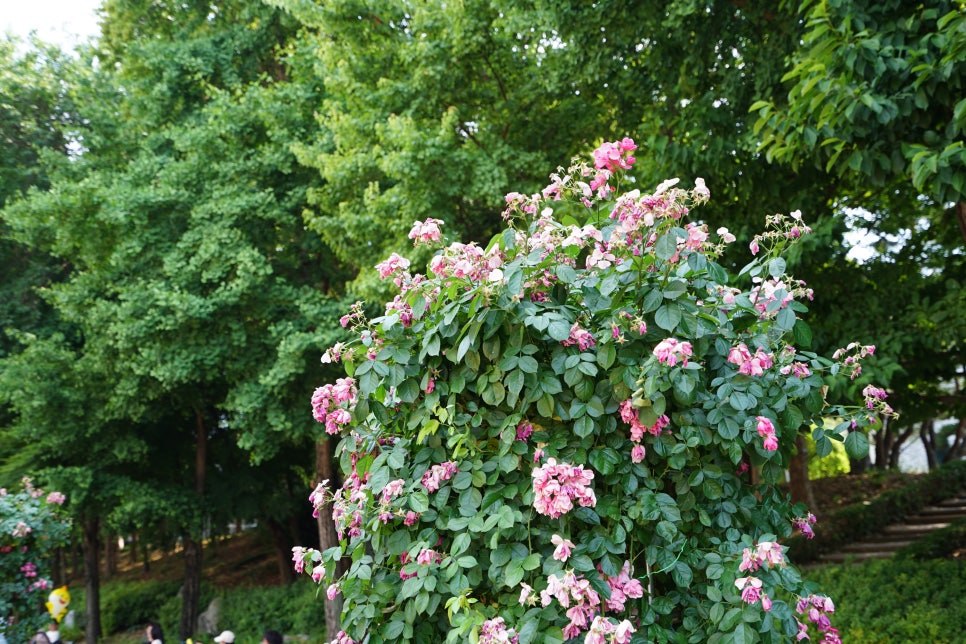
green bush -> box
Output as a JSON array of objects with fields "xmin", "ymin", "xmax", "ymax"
[
  {"xmin": 808, "ymin": 558, "xmax": 966, "ymax": 643},
  {"xmin": 214, "ymin": 579, "xmax": 327, "ymax": 643},
  {"xmin": 74, "ymin": 576, "xmax": 324, "ymax": 643},
  {"xmin": 99, "ymin": 579, "xmax": 182, "ymax": 636}
]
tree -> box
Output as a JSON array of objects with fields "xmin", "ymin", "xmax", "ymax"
[
  {"xmin": 268, "ymin": 0, "xmax": 844, "ymax": 291},
  {"xmin": 753, "ymin": 0, "xmax": 966, "ymax": 469},
  {"xmin": 2, "ymin": 3, "xmax": 351, "ymax": 639},
  {"xmin": 754, "ymin": 0, "xmax": 966, "ymax": 234},
  {"xmin": 268, "ymin": 0, "xmax": 858, "ymax": 513}
]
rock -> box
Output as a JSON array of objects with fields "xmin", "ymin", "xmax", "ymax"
[{"xmin": 196, "ymin": 597, "xmax": 221, "ymax": 636}]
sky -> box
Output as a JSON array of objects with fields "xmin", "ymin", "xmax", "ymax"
[{"xmin": 2, "ymin": 0, "xmax": 103, "ymax": 50}]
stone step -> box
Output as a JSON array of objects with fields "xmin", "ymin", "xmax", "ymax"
[
  {"xmin": 860, "ymin": 533, "xmax": 918, "ymax": 545},
  {"xmin": 836, "ymin": 539, "xmax": 913, "ymax": 553},
  {"xmin": 816, "ymin": 488, "xmax": 966, "ymax": 564},
  {"xmin": 819, "ymin": 550, "xmax": 895, "ymax": 563},
  {"xmin": 905, "ymin": 512, "xmax": 966, "ymax": 525},
  {"xmin": 882, "ymin": 522, "xmax": 951, "ymax": 536},
  {"xmin": 918, "ymin": 504, "xmax": 966, "ymax": 515}
]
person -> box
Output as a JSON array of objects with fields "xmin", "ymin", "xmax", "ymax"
[
  {"xmin": 261, "ymin": 630, "xmax": 283, "ymax": 644},
  {"xmin": 146, "ymin": 622, "xmax": 164, "ymax": 644},
  {"xmin": 29, "ymin": 633, "xmax": 51, "ymax": 644},
  {"xmin": 45, "ymin": 622, "xmax": 61, "ymax": 643},
  {"xmin": 214, "ymin": 631, "xmax": 235, "ymax": 644}
]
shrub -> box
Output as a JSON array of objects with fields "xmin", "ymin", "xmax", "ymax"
[
  {"xmin": 97, "ymin": 579, "xmax": 182, "ymax": 636},
  {"xmin": 155, "ymin": 581, "xmax": 215, "ymax": 640},
  {"xmin": 296, "ymin": 139, "xmax": 893, "ymax": 643},
  {"xmin": 216, "ymin": 580, "xmax": 327, "ymax": 642},
  {"xmin": 808, "ymin": 558, "xmax": 966, "ymax": 643}
]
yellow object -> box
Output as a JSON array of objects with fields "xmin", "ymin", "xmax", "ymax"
[{"xmin": 46, "ymin": 586, "xmax": 70, "ymax": 622}]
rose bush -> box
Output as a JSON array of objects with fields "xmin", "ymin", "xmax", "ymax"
[
  {"xmin": 296, "ymin": 139, "xmax": 893, "ymax": 643},
  {"xmin": 1, "ymin": 478, "xmax": 70, "ymax": 642}
]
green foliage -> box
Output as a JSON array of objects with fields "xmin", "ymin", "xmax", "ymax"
[
  {"xmin": 216, "ymin": 580, "xmax": 327, "ymax": 642},
  {"xmin": 804, "ymin": 432, "xmax": 850, "ymax": 480},
  {"xmin": 98, "ymin": 579, "xmax": 183, "ymax": 636},
  {"xmin": 754, "ymin": 0, "xmax": 966, "ymax": 205},
  {"xmin": 0, "ymin": 478, "xmax": 71, "ymax": 643},
  {"xmin": 808, "ymin": 558, "xmax": 966, "ymax": 643},
  {"xmin": 298, "ymin": 145, "xmax": 885, "ymax": 642},
  {"xmin": 269, "ymin": 0, "xmax": 842, "ymax": 302}
]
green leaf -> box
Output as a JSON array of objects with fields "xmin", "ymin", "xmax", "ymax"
[
  {"xmin": 655, "ymin": 304, "xmax": 682, "ymax": 331},
  {"xmin": 776, "ymin": 306, "xmax": 796, "ymax": 331},
  {"xmin": 574, "ymin": 415, "xmax": 595, "ymax": 438},
  {"xmin": 556, "ymin": 265, "xmax": 578, "ymax": 283},
  {"xmin": 569, "ymin": 554, "xmax": 595, "ymax": 572},
  {"xmin": 504, "ymin": 559, "xmax": 525, "ymax": 587},
  {"xmin": 596, "ymin": 343, "xmax": 616, "ymax": 369},
  {"xmin": 732, "ymin": 622, "xmax": 755, "ymax": 644},
  {"xmin": 643, "ymin": 288, "xmax": 664, "ymax": 313},
  {"xmin": 656, "ymin": 233, "xmax": 678, "ymax": 260},
  {"xmin": 457, "ymin": 555, "xmax": 478, "ymax": 568},
  {"xmin": 410, "ymin": 491, "xmax": 430, "ymax": 513},
  {"xmin": 844, "ymin": 431, "xmax": 870, "ymax": 460},
  {"xmin": 662, "ymin": 279, "xmax": 688, "ymax": 300},
  {"xmin": 792, "ymin": 320, "xmax": 813, "ymax": 348},
  {"xmin": 814, "ymin": 435, "xmax": 833, "ymax": 457},
  {"xmin": 588, "ymin": 446, "xmax": 620, "ymax": 475},
  {"xmin": 768, "ymin": 257, "xmax": 787, "ymax": 278},
  {"xmin": 548, "ymin": 318, "xmax": 572, "ymax": 342},
  {"xmin": 451, "ymin": 532, "xmax": 470, "ymax": 556}
]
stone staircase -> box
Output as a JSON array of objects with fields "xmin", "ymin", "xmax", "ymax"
[{"xmin": 818, "ymin": 492, "xmax": 966, "ymax": 563}]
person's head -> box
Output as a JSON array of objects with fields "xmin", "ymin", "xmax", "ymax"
[
  {"xmin": 261, "ymin": 630, "xmax": 283, "ymax": 644},
  {"xmin": 47, "ymin": 622, "xmax": 59, "ymax": 631},
  {"xmin": 146, "ymin": 621, "xmax": 164, "ymax": 642},
  {"xmin": 214, "ymin": 631, "xmax": 235, "ymax": 644}
]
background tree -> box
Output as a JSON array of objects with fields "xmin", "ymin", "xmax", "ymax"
[
  {"xmin": 754, "ymin": 0, "xmax": 966, "ymax": 469},
  {"xmin": 2, "ymin": 2, "xmax": 350, "ymax": 640}
]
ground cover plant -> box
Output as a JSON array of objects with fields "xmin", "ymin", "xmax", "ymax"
[
  {"xmin": 296, "ymin": 140, "xmax": 894, "ymax": 643},
  {"xmin": 806, "ymin": 558, "xmax": 966, "ymax": 643}
]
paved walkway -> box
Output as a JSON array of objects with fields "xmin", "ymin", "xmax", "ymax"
[{"xmin": 818, "ymin": 491, "xmax": 966, "ymax": 563}]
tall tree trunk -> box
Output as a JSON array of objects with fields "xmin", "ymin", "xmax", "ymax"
[
  {"xmin": 104, "ymin": 531, "xmax": 118, "ymax": 578},
  {"xmin": 72, "ymin": 543, "xmax": 82, "ymax": 580},
  {"xmin": 889, "ymin": 422, "xmax": 916, "ymax": 469},
  {"xmin": 955, "ymin": 201, "xmax": 966, "ymax": 245},
  {"xmin": 180, "ymin": 409, "xmax": 207, "ymax": 640},
  {"xmin": 788, "ymin": 435, "xmax": 816, "ymax": 510},
  {"xmin": 82, "ymin": 516, "xmax": 102, "ymax": 644},
  {"xmin": 920, "ymin": 419, "xmax": 938, "ymax": 470},
  {"xmin": 267, "ymin": 518, "xmax": 296, "ymax": 584},
  {"xmin": 129, "ymin": 532, "xmax": 138, "ymax": 566},
  {"xmin": 181, "ymin": 538, "xmax": 203, "ymax": 637},
  {"xmin": 948, "ymin": 417, "xmax": 966, "ymax": 462},
  {"xmin": 316, "ymin": 437, "xmax": 346, "ymax": 639}
]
